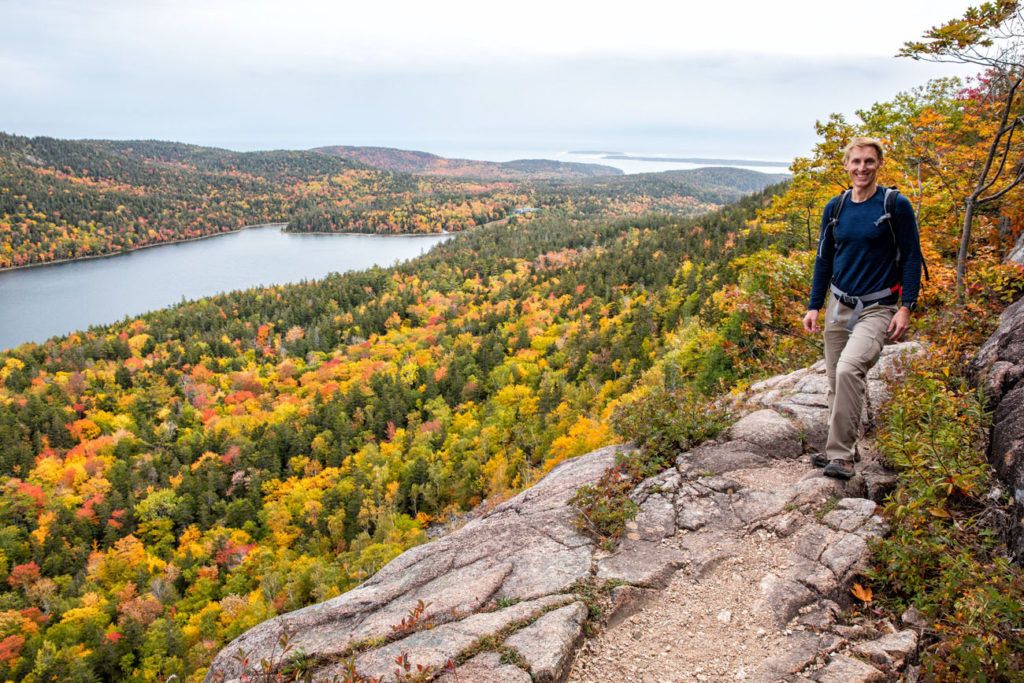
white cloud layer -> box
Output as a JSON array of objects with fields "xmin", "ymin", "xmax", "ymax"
[{"xmin": 0, "ymin": 0, "xmax": 983, "ymax": 159}]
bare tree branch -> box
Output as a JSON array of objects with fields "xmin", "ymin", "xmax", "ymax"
[
  {"xmin": 977, "ymin": 117, "xmax": 1020, "ymax": 195},
  {"xmin": 979, "ymin": 167, "xmax": 1024, "ymax": 202}
]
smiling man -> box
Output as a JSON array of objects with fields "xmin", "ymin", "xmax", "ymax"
[{"xmin": 802, "ymin": 137, "xmax": 923, "ymax": 480}]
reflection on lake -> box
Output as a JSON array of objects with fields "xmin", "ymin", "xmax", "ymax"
[{"xmin": 0, "ymin": 225, "xmax": 453, "ymax": 350}]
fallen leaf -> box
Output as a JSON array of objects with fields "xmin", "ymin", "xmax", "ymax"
[{"xmin": 851, "ymin": 582, "xmax": 873, "ymax": 603}]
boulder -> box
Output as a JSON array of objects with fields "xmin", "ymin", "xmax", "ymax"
[
  {"xmin": 1008, "ymin": 231, "xmax": 1024, "ymax": 265},
  {"xmin": 350, "ymin": 595, "xmax": 571, "ymax": 681},
  {"xmin": 969, "ymin": 296, "xmax": 1024, "ymax": 560},
  {"xmin": 596, "ymin": 539, "xmax": 688, "ymax": 588},
  {"xmin": 729, "ymin": 409, "xmax": 802, "ymax": 457},
  {"xmin": 851, "ymin": 629, "xmax": 918, "ymax": 671},
  {"xmin": 437, "ymin": 652, "xmax": 531, "ymax": 682}
]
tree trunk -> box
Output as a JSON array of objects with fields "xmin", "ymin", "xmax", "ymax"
[
  {"xmin": 806, "ymin": 208, "xmax": 812, "ymax": 250},
  {"xmin": 956, "ymin": 196, "xmax": 976, "ymax": 304}
]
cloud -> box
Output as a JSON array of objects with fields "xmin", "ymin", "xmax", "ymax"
[{"xmin": 2, "ymin": 0, "xmax": 982, "ymax": 72}]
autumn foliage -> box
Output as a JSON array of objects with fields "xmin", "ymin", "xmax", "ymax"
[{"xmin": 1, "ymin": 7, "xmax": 1024, "ymax": 681}]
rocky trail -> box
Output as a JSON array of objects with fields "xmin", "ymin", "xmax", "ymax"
[
  {"xmin": 569, "ymin": 449, "xmax": 908, "ymax": 683},
  {"xmin": 206, "ymin": 343, "xmax": 924, "ymax": 683}
]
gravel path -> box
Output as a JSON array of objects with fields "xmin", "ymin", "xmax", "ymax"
[{"xmin": 569, "ymin": 461, "xmax": 812, "ymax": 683}]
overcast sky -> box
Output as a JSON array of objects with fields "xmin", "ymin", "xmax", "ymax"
[{"xmin": 0, "ymin": 0, "xmax": 981, "ymax": 161}]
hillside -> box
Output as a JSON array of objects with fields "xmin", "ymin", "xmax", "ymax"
[
  {"xmin": 314, "ymin": 145, "xmax": 622, "ymax": 179},
  {"xmin": 204, "ymin": 344, "xmax": 920, "ymax": 682},
  {"xmin": 0, "ymin": 185, "xmax": 797, "ymax": 681},
  {"xmin": 0, "ymin": 133, "xmax": 525, "ymax": 268},
  {"xmin": 547, "ymin": 166, "xmax": 792, "ymax": 209}
]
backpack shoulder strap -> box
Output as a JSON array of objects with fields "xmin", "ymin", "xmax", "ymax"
[
  {"xmin": 828, "ymin": 189, "xmax": 851, "ymax": 229},
  {"xmin": 876, "ymin": 186, "xmax": 897, "ymax": 228},
  {"xmin": 881, "ymin": 186, "xmax": 931, "ymax": 282},
  {"xmin": 820, "ymin": 190, "xmax": 850, "ymax": 258}
]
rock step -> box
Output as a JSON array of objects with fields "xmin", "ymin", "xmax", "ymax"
[{"xmin": 569, "ymin": 453, "xmax": 894, "ymax": 683}]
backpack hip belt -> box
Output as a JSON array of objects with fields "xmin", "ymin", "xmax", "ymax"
[{"xmin": 828, "ymin": 282, "xmax": 901, "ymax": 332}]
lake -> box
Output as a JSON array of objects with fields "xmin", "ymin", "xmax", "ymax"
[{"xmin": 0, "ymin": 225, "xmax": 453, "ymax": 351}]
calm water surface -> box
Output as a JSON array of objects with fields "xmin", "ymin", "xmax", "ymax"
[{"xmin": 0, "ymin": 225, "xmax": 453, "ymax": 350}]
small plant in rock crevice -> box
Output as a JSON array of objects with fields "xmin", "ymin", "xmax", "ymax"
[
  {"xmin": 572, "ymin": 386, "xmax": 724, "ymax": 549},
  {"xmin": 390, "ymin": 600, "xmax": 434, "ymax": 638},
  {"xmin": 570, "ymin": 454, "xmax": 642, "ymax": 549}
]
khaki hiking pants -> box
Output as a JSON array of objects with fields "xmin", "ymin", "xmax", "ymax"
[{"xmin": 823, "ymin": 293, "xmax": 897, "ymax": 463}]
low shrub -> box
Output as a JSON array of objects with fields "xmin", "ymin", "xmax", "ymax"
[
  {"xmin": 573, "ymin": 386, "xmax": 725, "ymax": 548},
  {"xmin": 869, "ymin": 351, "xmax": 1024, "ymax": 681},
  {"xmin": 610, "ymin": 383, "xmax": 726, "ymax": 462}
]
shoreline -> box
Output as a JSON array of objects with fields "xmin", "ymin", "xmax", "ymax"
[
  {"xmin": 0, "ymin": 222, "xmax": 287, "ymax": 274},
  {"xmin": 0, "ymin": 222, "xmax": 459, "ymax": 273},
  {"xmin": 284, "ymin": 229, "xmax": 454, "ymax": 237}
]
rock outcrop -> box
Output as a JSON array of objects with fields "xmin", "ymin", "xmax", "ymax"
[
  {"xmin": 1008, "ymin": 231, "xmax": 1024, "ymax": 266},
  {"xmin": 205, "ymin": 343, "xmax": 921, "ymax": 683},
  {"xmin": 969, "ymin": 295, "xmax": 1024, "ymax": 561},
  {"xmin": 204, "ymin": 444, "xmax": 621, "ymax": 682}
]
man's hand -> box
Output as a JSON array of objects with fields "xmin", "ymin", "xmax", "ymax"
[
  {"xmin": 888, "ymin": 306, "xmax": 911, "ymax": 341},
  {"xmin": 803, "ymin": 309, "xmax": 820, "ymax": 333}
]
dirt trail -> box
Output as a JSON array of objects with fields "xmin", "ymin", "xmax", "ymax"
[{"xmin": 569, "ymin": 460, "xmax": 816, "ymax": 682}]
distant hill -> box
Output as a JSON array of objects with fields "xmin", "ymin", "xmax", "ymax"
[
  {"xmin": 630, "ymin": 166, "xmax": 790, "ymax": 198},
  {"xmin": 314, "ymin": 145, "xmax": 623, "ymax": 179},
  {"xmin": 590, "ymin": 167, "xmax": 791, "ymax": 200},
  {"xmin": 532, "ymin": 166, "xmax": 791, "ymax": 215}
]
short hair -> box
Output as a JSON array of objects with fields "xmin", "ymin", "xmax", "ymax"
[{"xmin": 843, "ymin": 137, "xmax": 884, "ymax": 163}]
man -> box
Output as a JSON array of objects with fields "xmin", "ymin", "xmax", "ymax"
[{"xmin": 802, "ymin": 137, "xmax": 923, "ymax": 480}]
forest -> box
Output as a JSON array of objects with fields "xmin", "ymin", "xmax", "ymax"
[
  {"xmin": 0, "ymin": 184, "xmax": 794, "ymax": 681},
  {"xmin": 0, "ymin": 135, "xmax": 779, "ymax": 269},
  {"xmin": 2, "ymin": 3, "xmax": 1024, "ymax": 681}
]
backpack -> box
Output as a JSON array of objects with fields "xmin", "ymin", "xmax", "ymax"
[{"xmin": 825, "ymin": 186, "xmax": 930, "ymax": 281}]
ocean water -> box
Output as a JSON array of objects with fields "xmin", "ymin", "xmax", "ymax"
[{"xmin": 427, "ymin": 146, "xmax": 792, "ymax": 175}]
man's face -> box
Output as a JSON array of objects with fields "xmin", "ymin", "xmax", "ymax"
[{"xmin": 843, "ymin": 145, "xmax": 881, "ymax": 192}]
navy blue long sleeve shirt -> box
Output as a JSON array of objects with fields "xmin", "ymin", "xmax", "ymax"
[{"xmin": 808, "ymin": 187, "xmax": 922, "ymax": 311}]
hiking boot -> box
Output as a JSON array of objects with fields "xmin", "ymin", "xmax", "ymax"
[
  {"xmin": 811, "ymin": 449, "xmax": 860, "ymax": 467},
  {"xmin": 823, "ymin": 459, "xmax": 855, "ymax": 480}
]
